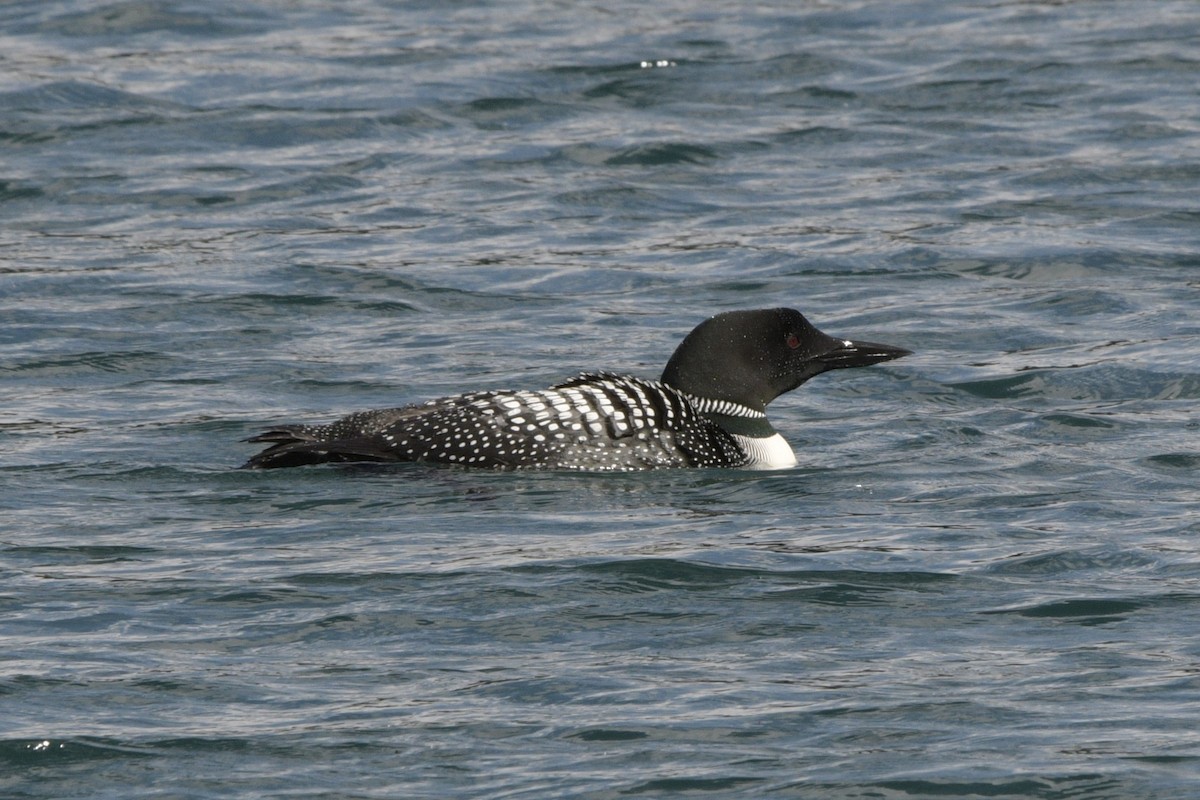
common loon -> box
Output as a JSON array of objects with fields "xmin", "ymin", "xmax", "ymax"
[{"xmin": 241, "ymin": 308, "xmax": 910, "ymax": 471}]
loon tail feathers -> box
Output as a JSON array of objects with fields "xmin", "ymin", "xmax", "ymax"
[{"xmin": 240, "ymin": 428, "xmax": 396, "ymax": 469}]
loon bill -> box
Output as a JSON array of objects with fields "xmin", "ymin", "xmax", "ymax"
[{"xmin": 241, "ymin": 308, "xmax": 911, "ymax": 472}]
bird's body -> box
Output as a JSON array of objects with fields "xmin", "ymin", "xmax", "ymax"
[{"xmin": 242, "ymin": 308, "xmax": 910, "ymax": 472}]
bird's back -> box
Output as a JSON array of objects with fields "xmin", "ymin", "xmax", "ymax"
[{"xmin": 243, "ymin": 372, "xmax": 747, "ymax": 471}]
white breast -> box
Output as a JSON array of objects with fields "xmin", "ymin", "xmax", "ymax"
[{"xmin": 731, "ymin": 432, "xmax": 797, "ymax": 469}]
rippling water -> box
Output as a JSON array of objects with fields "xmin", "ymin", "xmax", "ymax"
[{"xmin": 3, "ymin": 1, "xmax": 1199, "ymax": 798}]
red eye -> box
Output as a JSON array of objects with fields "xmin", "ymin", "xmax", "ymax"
[{"xmin": 785, "ymin": 333, "xmax": 800, "ymax": 349}]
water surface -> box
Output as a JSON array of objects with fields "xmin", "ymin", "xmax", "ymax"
[{"xmin": 3, "ymin": 1, "xmax": 1199, "ymax": 798}]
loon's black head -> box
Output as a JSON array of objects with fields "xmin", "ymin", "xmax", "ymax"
[{"xmin": 660, "ymin": 308, "xmax": 911, "ymax": 411}]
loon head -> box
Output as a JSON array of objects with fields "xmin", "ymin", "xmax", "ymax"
[{"xmin": 660, "ymin": 308, "xmax": 911, "ymax": 412}]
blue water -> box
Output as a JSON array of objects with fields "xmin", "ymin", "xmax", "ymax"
[{"xmin": 3, "ymin": 1, "xmax": 1200, "ymax": 797}]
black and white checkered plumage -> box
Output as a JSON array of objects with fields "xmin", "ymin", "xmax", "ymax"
[{"xmin": 242, "ymin": 308, "xmax": 910, "ymax": 472}]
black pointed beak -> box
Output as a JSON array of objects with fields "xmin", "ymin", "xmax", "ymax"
[{"xmin": 816, "ymin": 338, "xmax": 912, "ymax": 370}]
